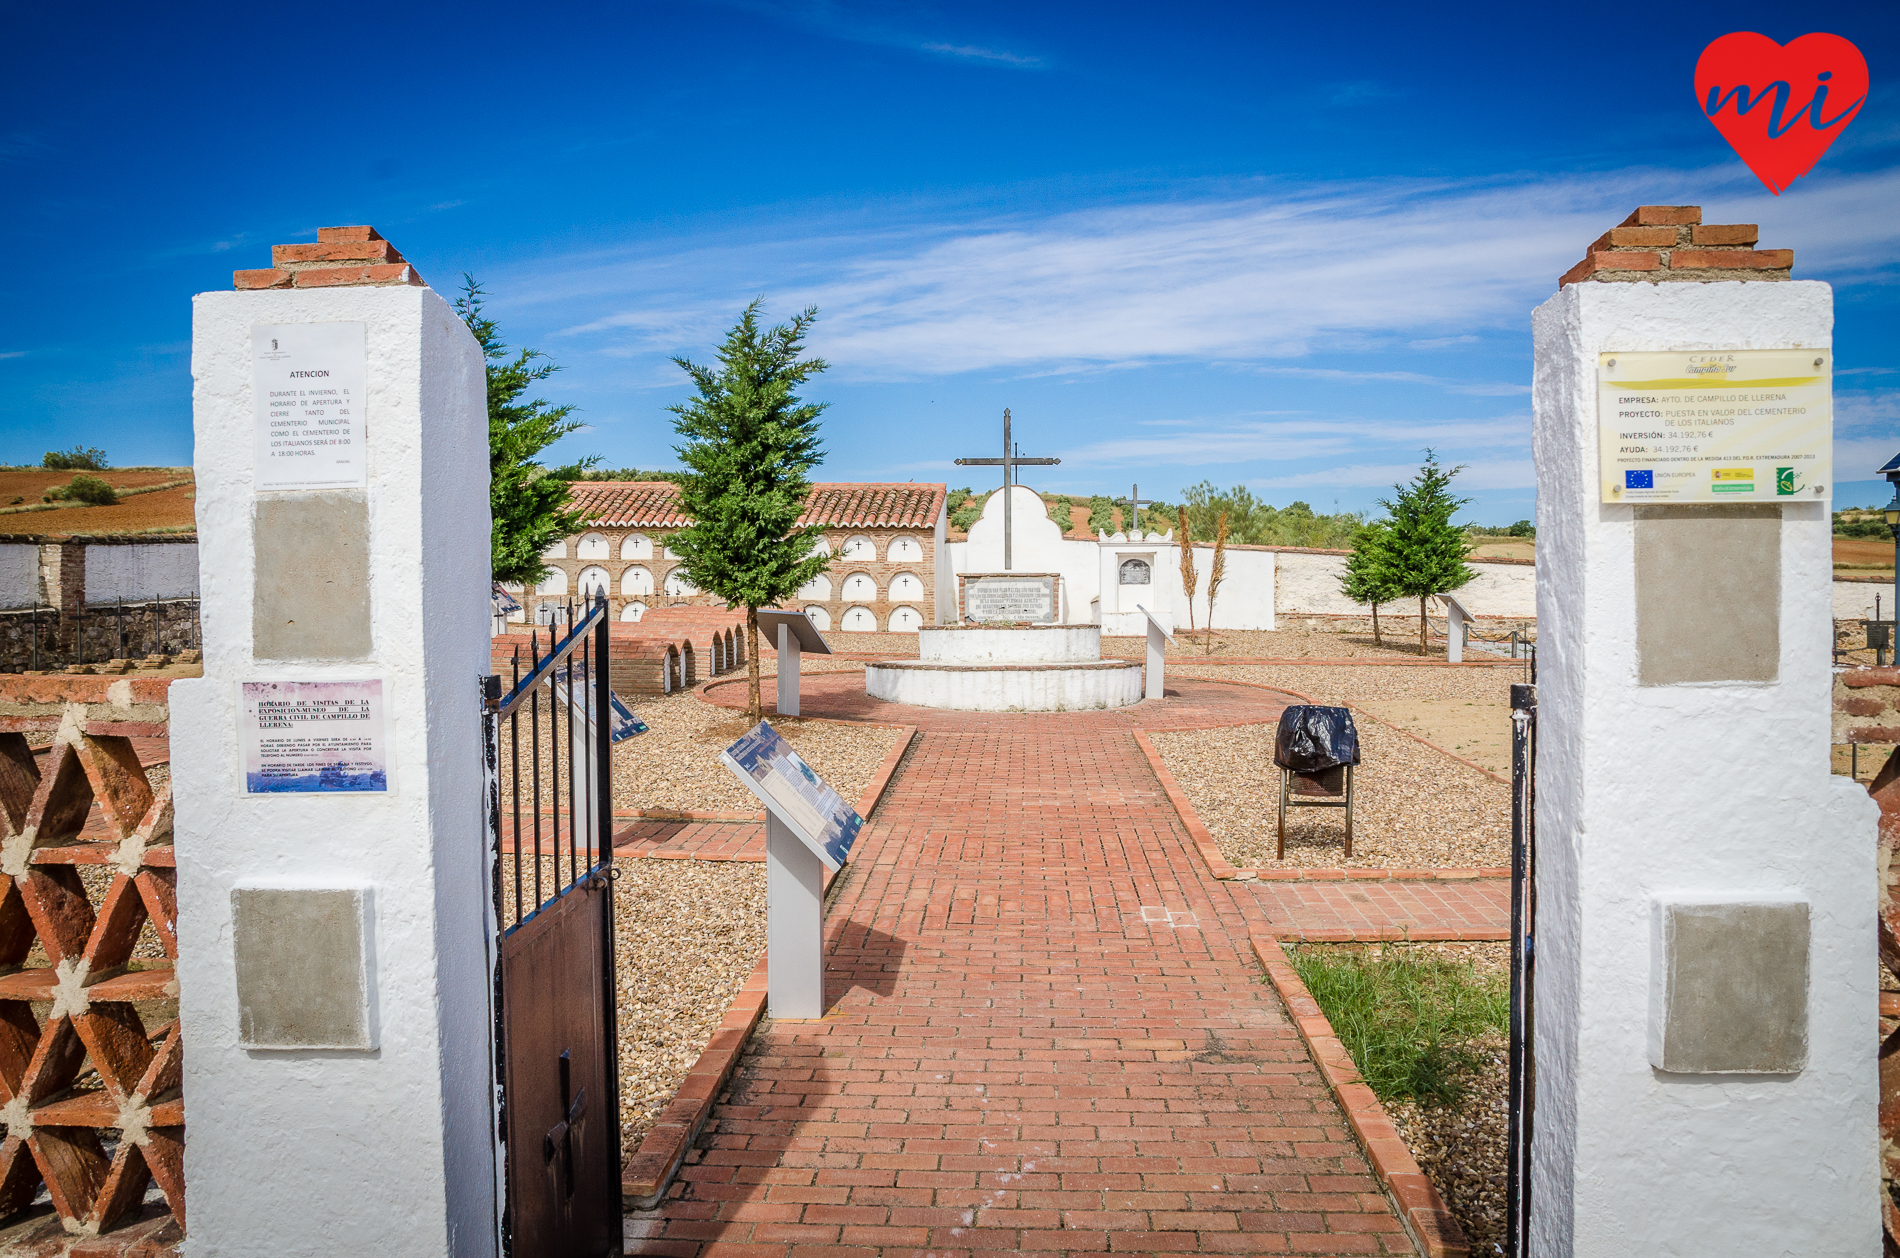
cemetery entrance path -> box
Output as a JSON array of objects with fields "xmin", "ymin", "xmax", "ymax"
[{"xmin": 631, "ymin": 673, "xmax": 1501, "ymax": 1257}]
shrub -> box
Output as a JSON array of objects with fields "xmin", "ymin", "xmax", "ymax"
[
  {"xmin": 43, "ymin": 446, "xmax": 108, "ymax": 471},
  {"xmin": 65, "ymin": 474, "xmax": 119, "ymax": 506},
  {"xmin": 1050, "ymin": 495, "xmax": 1074, "ymax": 532}
]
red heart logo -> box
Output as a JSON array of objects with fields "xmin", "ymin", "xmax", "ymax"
[{"xmin": 1695, "ymin": 32, "xmax": 1868, "ymax": 194}]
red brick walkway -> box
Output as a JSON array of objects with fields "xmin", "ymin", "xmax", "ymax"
[{"xmin": 626, "ymin": 676, "xmax": 1497, "ymax": 1256}]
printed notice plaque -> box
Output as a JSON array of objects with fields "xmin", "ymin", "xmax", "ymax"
[
  {"xmin": 253, "ymin": 322, "xmax": 369, "ymax": 491},
  {"xmin": 1598, "ymin": 349, "xmax": 1831, "ymax": 504},
  {"xmin": 962, "ymin": 574, "xmax": 1058, "ymax": 623},
  {"xmin": 240, "ymin": 680, "xmax": 388, "ymax": 794},
  {"xmin": 719, "ymin": 721, "xmax": 862, "ymax": 871}
]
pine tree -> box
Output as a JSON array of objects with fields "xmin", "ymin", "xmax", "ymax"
[
  {"xmin": 1338, "ymin": 520, "xmax": 1401, "ymax": 647},
  {"xmin": 1376, "ymin": 452, "xmax": 1477, "ymax": 654},
  {"xmin": 667, "ymin": 301, "xmax": 833, "ymax": 723},
  {"xmin": 455, "ymin": 276, "xmax": 594, "ymax": 587}
]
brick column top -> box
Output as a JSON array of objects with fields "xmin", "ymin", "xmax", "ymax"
[
  {"xmin": 233, "ymin": 225, "xmax": 426, "ymax": 291},
  {"xmin": 1559, "ymin": 205, "xmax": 1792, "ymax": 288}
]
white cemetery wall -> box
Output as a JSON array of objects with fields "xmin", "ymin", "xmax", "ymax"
[
  {"xmin": 173, "ymin": 281, "xmax": 494, "ymax": 1255},
  {"xmin": 83, "ymin": 539, "xmax": 200, "ymax": 604},
  {"xmin": 1096, "ymin": 531, "xmax": 1177, "ymax": 634},
  {"xmin": 1273, "ymin": 547, "xmax": 1537, "ymax": 617},
  {"xmin": 1185, "ymin": 543, "xmax": 1274, "ymax": 631},
  {"xmin": 933, "ymin": 501, "xmax": 951, "ymax": 625},
  {"xmin": 1530, "ymin": 278, "xmax": 1875, "ymax": 1255},
  {"xmin": 1835, "ymin": 578, "xmax": 1893, "ymax": 621},
  {"xmin": 952, "ymin": 486, "xmax": 1099, "ymax": 623},
  {"xmin": 0, "ymin": 544, "xmax": 38, "ymax": 609}
]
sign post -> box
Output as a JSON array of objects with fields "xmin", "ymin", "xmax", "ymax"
[
  {"xmin": 1136, "ymin": 602, "xmax": 1173, "ymax": 700},
  {"xmin": 758, "ymin": 608, "xmax": 832, "ymax": 717},
  {"xmin": 720, "ymin": 722, "xmax": 863, "ymax": 1018},
  {"xmin": 1439, "ymin": 593, "xmax": 1473, "ymax": 663}
]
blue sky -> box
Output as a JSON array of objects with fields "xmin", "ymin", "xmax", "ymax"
[{"xmin": 2, "ymin": 1, "xmax": 1896, "ymax": 520}]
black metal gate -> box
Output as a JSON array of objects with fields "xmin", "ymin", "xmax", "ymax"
[
  {"xmin": 1504, "ymin": 679, "xmax": 1537, "ymax": 1257},
  {"xmin": 484, "ymin": 592, "xmax": 621, "ymax": 1257}
]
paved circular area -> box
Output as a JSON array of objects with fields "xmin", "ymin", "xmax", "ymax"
[{"xmin": 700, "ymin": 667, "xmax": 1305, "ymax": 731}]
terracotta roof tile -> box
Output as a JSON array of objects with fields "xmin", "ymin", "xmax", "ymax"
[{"xmin": 568, "ymin": 481, "xmax": 945, "ymax": 531}]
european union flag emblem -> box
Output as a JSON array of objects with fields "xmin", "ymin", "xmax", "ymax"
[{"xmin": 1625, "ymin": 470, "xmax": 1654, "ymax": 489}]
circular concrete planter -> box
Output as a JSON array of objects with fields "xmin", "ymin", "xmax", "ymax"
[
  {"xmin": 918, "ymin": 625, "xmax": 1102, "ymax": 665},
  {"xmin": 865, "ymin": 658, "xmax": 1143, "ymax": 712}
]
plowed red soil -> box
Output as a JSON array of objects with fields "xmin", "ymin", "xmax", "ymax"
[{"xmin": 0, "ymin": 468, "xmax": 196, "ymax": 535}]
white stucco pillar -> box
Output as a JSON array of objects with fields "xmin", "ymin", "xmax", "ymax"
[
  {"xmin": 172, "ymin": 266, "xmax": 495, "ymax": 1255},
  {"xmin": 1530, "ymin": 276, "xmax": 1876, "ymax": 1254}
]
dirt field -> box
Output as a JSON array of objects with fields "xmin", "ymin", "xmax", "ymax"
[
  {"xmin": 0, "ymin": 467, "xmax": 196, "ymax": 534},
  {"xmin": 1836, "ymin": 536, "xmax": 1895, "ymax": 572}
]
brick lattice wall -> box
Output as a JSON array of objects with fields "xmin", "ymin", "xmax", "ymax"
[{"xmin": 1559, "ymin": 205, "xmax": 1792, "ymax": 287}]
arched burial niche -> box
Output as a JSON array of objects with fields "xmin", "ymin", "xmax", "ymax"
[
  {"xmin": 841, "ymin": 572, "xmax": 879, "ymax": 601},
  {"xmin": 620, "ymin": 533, "xmax": 652, "ymax": 560},
  {"xmin": 664, "ymin": 568, "xmax": 699, "ymax": 597},
  {"xmin": 889, "ymin": 571, "xmax": 925, "ymax": 601},
  {"xmin": 1119, "ymin": 557, "xmax": 1151, "ymax": 586},
  {"xmin": 841, "ymin": 606, "xmax": 876, "ymax": 632},
  {"xmin": 577, "ymin": 565, "xmax": 611, "ymax": 600},
  {"xmin": 887, "ymin": 535, "xmax": 923, "ymax": 562},
  {"xmin": 888, "ymin": 606, "xmax": 923, "ymax": 632},
  {"xmin": 542, "ymin": 538, "xmax": 568, "ymax": 561},
  {"xmin": 576, "ymin": 531, "xmax": 610, "ymax": 560},
  {"xmin": 537, "ymin": 567, "xmax": 568, "ymax": 596},
  {"xmin": 797, "ymin": 573, "xmax": 832, "ymax": 601},
  {"xmin": 840, "ymin": 534, "xmax": 876, "ymax": 561},
  {"xmin": 620, "ymin": 602, "xmax": 646, "ymax": 622},
  {"xmin": 804, "ymin": 606, "xmax": 832, "ymax": 631},
  {"xmin": 621, "ymin": 566, "xmax": 654, "ymax": 596}
]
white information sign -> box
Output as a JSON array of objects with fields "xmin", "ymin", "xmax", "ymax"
[
  {"xmin": 1598, "ymin": 349, "xmax": 1831, "ymax": 504},
  {"xmin": 240, "ymin": 679, "xmax": 388, "ymax": 794},
  {"xmin": 253, "ymin": 322, "xmax": 369, "ymax": 491}
]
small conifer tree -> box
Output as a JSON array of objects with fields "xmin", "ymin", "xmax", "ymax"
[
  {"xmin": 1377, "ymin": 452, "xmax": 1477, "ymax": 654},
  {"xmin": 1339, "ymin": 519, "xmax": 1401, "ymax": 647},
  {"xmin": 666, "ymin": 301, "xmax": 833, "ymax": 723}
]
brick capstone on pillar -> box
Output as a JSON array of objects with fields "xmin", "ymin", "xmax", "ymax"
[
  {"xmin": 232, "ymin": 225, "xmax": 426, "ymax": 291},
  {"xmin": 1558, "ymin": 205, "xmax": 1793, "ymax": 287}
]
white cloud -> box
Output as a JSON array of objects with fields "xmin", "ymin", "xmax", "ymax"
[
  {"xmin": 534, "ymin": 165, "xmax": 1900, "ymax": 383},
  {"xmin": 1251, "ymin": 458, "xmax": 1537, "ymax": 491}
]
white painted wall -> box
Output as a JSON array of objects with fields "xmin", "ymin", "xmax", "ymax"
[
  {"xmin": 173, "ymin": 284, "xmax": 495, "ymax": 1256},
  {"xmin": 0, "ymin": 544, "xmax": 39, "ymax": 608},
  {"xmin": 84, "ymin": 541, "xmax": 200, "ymax": 604},
  {"xmin": 1185, "ymin": 544, "xmax": 1274, "ymax": 631},
  {"xmin": 952, "ymin": 486, "xmax": 1098, "ymax": 623},
  {"xmin": 1276, "ymin": 548, "xmax": 1537, "ymax": 617},
  {"xmin": 1530, "ymin": 279, "xmax": 1875, "ymax": 1256},
  {"xmin": 1834, "ymin": 579, "xmax": 1894, "ymax": 621}
]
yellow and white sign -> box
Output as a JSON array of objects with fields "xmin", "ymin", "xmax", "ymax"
[{"xmin": 1598, "ymin": 349, "xmax": 1830, "ymax": 504}]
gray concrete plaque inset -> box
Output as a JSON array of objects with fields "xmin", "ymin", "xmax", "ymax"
[
  {"xmin": 1650, "ymin": 899, "xmax": 1808, "ymax": 1074},
  {"xmin": 1633, "ymin": 504, "xmax": 1779, "ymax": 685},
  {"xmin": 253, "ymin": 491, "xmax": 372, "ymax": 661},
  {"xmin": 233, "ymin": 886, "xmax": 375, "ymax": 1050}
]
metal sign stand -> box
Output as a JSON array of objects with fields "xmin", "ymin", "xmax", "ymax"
[
  {"xmin": 764, "ymin": 812, "xmax": 826, "ymax": 1018},
  {"xmin": 758, "ymin": 609, "xmax": 833, "ymax": 718},
  {"xmin": 1136, "ymin": 603, "xmax": 1173, "ymax": 700}
]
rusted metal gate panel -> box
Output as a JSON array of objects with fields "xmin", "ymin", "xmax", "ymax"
[{"xmin": 485, "ymin": 593, "xmax": 620, "ymax": 1258}]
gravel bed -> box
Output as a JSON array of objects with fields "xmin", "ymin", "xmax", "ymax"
[
  {"xmin": 1174, "ymin": 659, "xmax": 1517, "ymax": 711},
  {"xmin": 1149, "ymin": 720, "xmax": 1508, "ymax": 868},
  {"xmin": 495, "ymin": 683, "xmax": 902, "ymax": 817},
  {"xmin": 1101, "ymin": 623, "xmax": 1513, "ymax": 661},
  {"xmin": 1380, "ymin": 941, "xmax": 1510, "ymax": 1255},
  {"xmin": 613, "ymin": 858, "xmax": 765, "ymax": 1155}
]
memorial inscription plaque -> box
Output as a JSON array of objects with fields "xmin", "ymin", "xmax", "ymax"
[
  {"xmin": 961, "ymin": 573, "xmax": 1058, "ymax": 623},
  {"xmin": 253, "ymin": 322, "xmax": 369, "ymax": 491}
]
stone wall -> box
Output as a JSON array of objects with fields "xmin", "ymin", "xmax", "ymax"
[{"xmin": 0, "ymin": 598, "xmax": 201, "ymax": 673}]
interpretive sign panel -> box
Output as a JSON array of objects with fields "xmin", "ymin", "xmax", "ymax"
[
  {"xmin": 551, "ymin": 660, "xmax": 649, "ymax": 743},
  {"xmin": 240, "ymin": 679, "xmax": 387, "ymax": 793},
  {"xmin": 720, "ymin": 721, "xmax": 862, "ymax": 870},
  {"xmin": 1598, "ymin": 349, "xmax": 1831, "ymax": 504},
  {"xmin": 253, "ymin": 322, "xmax": 369, "ymax": 491},
  {"xmin": 961, "ymin": 573, "xmax": 1058, "ymax": 623}
]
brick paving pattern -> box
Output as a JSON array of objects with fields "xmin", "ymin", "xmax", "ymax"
[{"xmin": 627, "ymin": 673, "xmax": 1508, "ymax": 1256}]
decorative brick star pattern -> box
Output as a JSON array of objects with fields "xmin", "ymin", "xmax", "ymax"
[{"xmin": 0, "ymin": 725, "xmax": 182, "ymax": 1238}]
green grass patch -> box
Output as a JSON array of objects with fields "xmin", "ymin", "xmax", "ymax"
[{"xmin": 1287, "ymin": 943, "xmax": 1508, "ymax": 1106}]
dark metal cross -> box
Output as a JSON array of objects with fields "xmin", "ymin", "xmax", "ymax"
[
  {"xmin": 954, "ymin": 407, "xmax": 1060, "ymax": 570},
  {"xmin": 1116, "ymin": 484, "xmax": 1156, "ymax": 535}
]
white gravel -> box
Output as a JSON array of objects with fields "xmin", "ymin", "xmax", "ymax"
[{"xmin": 1149, "ymin": 719, "xmax": 1509, "ymax": 869}]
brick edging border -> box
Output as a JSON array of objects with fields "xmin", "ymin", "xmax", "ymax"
[
  {"xmin": 1250, "ymin": 933, "xmax": 1470, "ymax": 1258},
  {"xmin": 1131, "ymin": 728, "xmax": 1508, "ymax": 883},
  {"xmin": 619, "ymin": 726, "xmax": 918, "ymax": 1208}
]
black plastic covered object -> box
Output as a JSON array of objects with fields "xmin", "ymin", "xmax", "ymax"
[{"xmin": 1273, "ymin": 705, "xmax": 1361, "ymax": 772}]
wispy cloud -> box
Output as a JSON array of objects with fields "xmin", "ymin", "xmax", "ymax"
[
  {"xmin": 0, "ymin": 351, "xmax": 26, "ymax": 360},
  {"xmin": 0, "ymin": 131, "xmax": 50, "ymax": 163},
  {"xmin": 534, "ymin": 165, "xmax": 1900, "ymax": 383},
  {"xmin": 706, "ymin": 1, "xmax": 1044, "ymax": 69},
  {"xmin": 1251, "ymin": 459, "xmax": 1536, "ymax": 491},
  {"xmin": 1054, "ymin": 413, "xmax": 1528, "ymax": 469}
]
